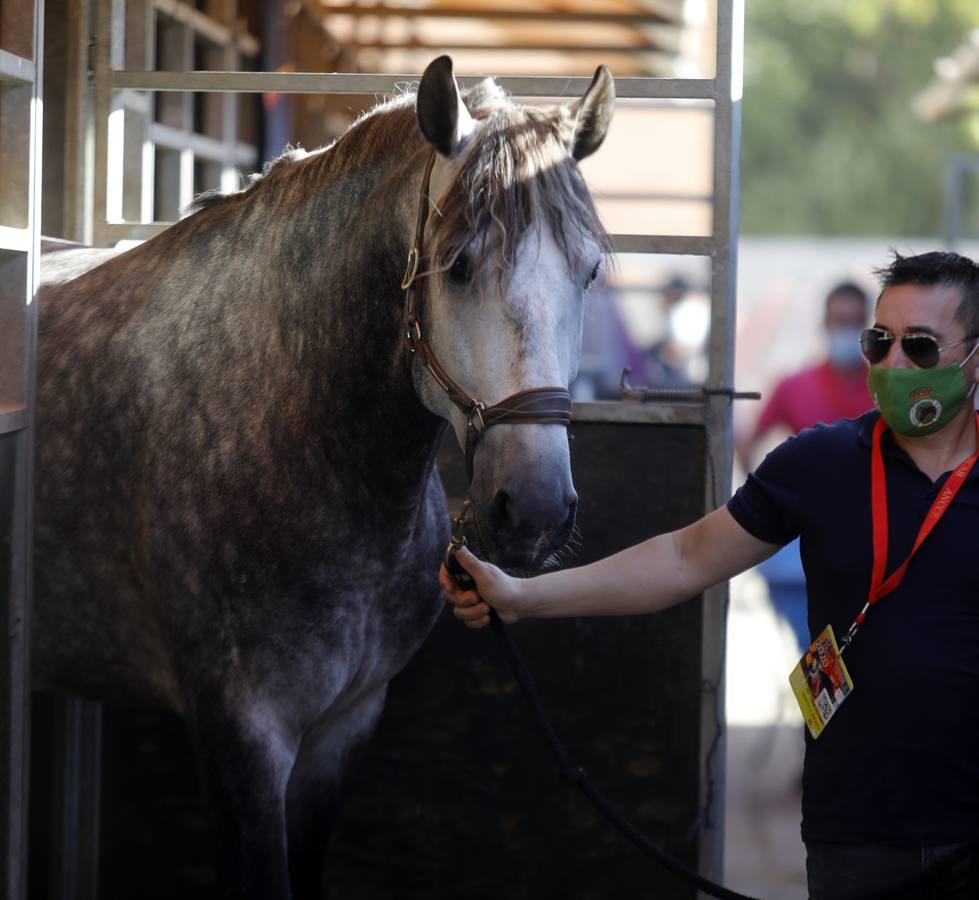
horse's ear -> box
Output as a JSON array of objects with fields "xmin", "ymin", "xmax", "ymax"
[
  {"xmin": 567, "ymin": 65, "xmax": 615, "ymax": 161},
  {"xmin": 417, "ymin": 55, "xmax": 475, "ymax": 158}
]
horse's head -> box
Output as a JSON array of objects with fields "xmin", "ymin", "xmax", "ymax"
[{"xmin": 405, "ymin": 56, "xmax": 614, "ymax": 570}]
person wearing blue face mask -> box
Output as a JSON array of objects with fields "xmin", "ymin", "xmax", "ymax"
[
  {"xmin": 739, "ymin": 281, "xmax": 873, "ymax": 469},
  {"xmin": 738, "ymin": 282, "xmax": 874, "ymax": 653},
  {"xmin": 442, "ymin": 251, "xmax": 979, "ymax": 898}
]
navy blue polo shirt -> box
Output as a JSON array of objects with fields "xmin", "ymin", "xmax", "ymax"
[{"xmin": 728, "ymin": 410, "xmax": 979, "ymax": 846}]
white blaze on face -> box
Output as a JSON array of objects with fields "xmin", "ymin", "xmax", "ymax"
[{"xmin": 419, "ymin": 221, "xmax": 586, "ymax": 456}]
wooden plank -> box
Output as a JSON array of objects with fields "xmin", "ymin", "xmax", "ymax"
[{"xmin": 316, "ymin": 2, "xmax": 683, "ymax": 27}]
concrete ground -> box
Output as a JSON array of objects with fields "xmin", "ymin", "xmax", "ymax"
[{"xmin": 723, "ymin": 569, "xmax": 809, "ymax": 900}]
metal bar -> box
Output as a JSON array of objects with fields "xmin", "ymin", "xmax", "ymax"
[
  {"xmin": 115, "ymin": 88, "xmax": 152, "ymax": 114},
  {"xmin": 0, "ymin": 228, "xmax": 32, "ymax": 254},
  {"xmin": 49, "ymin": 699, "xmax": 102, "ymax": 900},
  {"xmin": 1, "ymin": 2, "xmax": 43, "ymax": 896},
  {"xmin": 943, "ymin": 154, "xmax": 979, "ymax": 250},
  {"xmin": 155, "ymin": 0, "xmax": 259, "ymax": 55},
  {"xmin": 610, "ymin": 234, "xmax": 713, "ymax": 256},
  {"xmin": 110, "ymin": 69, "xmax": 717, "ymax": 100},
  {"xmin": 93, "ymin": 0, "xmax": 112, "ymax": 246},
  {"xmin": 697, "ymin": 0, "xmax": 743, "ymax": 893},
  {"xmin": 104, "ymin": 221, "xmax": 173, "ymax": 241},
  {"xmin": 64, "ymin": 0, "xmax": 96, "ymax": 246},
  {"xmin": 317, "ymin": 3, "xmax": 682, "ymax": 26},
  {"xmin": 148, "ymin": 122, "xmax": 257, "ymax": 165},
  {"xmin": 944, "ymin": 157, "xmax": 963, "ymax": 250},
  {"xmin": 0, "ymin": 50, "xmax": 36, "ymax": 85},
  {"xmin": 0, "ymin": 408, "xmax": 27, "ymax": 437}
]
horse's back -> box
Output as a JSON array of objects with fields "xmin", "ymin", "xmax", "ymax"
[{"xmin": 40, "ymin": 245, "xmax": 126, "ymax": 286}]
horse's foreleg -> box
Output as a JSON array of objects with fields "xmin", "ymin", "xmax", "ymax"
[
  {"xmin": 191, "ymin": 703, "xmax": 299, "ymax": 900},
  {"xmin": 286, "ymin": 685, "xmax": 388, "ymax": 900}
]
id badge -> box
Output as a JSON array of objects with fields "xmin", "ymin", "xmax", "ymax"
[{"xmin": 788, "ymin": 625, "xmax": 854, "ymax": 739}]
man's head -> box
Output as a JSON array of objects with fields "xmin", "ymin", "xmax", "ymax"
[
  {"xmin": 824, "ymin": 282, "xmax": 870, "ymax": 370},
  {"xmin": 862, "ymin": 251, "xmax": 979, "ymax": 435},
  {"xmin": 874, "ymin": 251, "xmax": 979, "ymax": 344},
  {"xmin": 825, "ymin": 282, "xmax": 870, "ymax": 331}
]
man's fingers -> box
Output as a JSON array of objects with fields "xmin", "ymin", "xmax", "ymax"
[
  {"xmin": 453, "ymin": 601, "xmax": 489, "ymax": 622},
  {"xmin": 465, "ymin": 614, "xmax": 491, "ymax": 629},
  {"xmin": 455, "ymin": 546, "xmax": 482, "ymax": 574},
  {"xmin": 438, "ymin": 563, "xmax": 466, "ymax": 597}
]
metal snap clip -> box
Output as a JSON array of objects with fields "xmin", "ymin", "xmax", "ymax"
[{"xmin": 400, "ymin": 247, "xmax": 420, "ymax": 289}]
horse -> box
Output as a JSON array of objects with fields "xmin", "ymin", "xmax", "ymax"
[{"xmin": 33, "ymin": 55, "xmax": 615, "ymax": 898}]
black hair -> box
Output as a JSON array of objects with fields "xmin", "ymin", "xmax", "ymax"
[
  {"xmin": 825, "ymin": 281, "xmax": 870, "ymax": 317},
  {"xmin": 874, "ymin": 250, "xmax": 979, "ymax": 339}
]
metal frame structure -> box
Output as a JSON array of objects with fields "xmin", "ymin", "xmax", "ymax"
[
  {"xmin": 944, "ymin": 152, "xmax": 979, "ymax": 249},
  {"xmin": 49, "ymin": 0, "xmax": 743, "ymax": 893},
  {"xmin": 90, "ymin": 0, "xmax": 260, "ymax": 245},
  {"xmin": 0, "ymin": 0, "xmax": 43, "ymax": 897}
]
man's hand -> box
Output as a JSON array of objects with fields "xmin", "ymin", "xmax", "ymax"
[{"xmin": 438, "ymin": 547, "xmax": 522, "ymax": 628}]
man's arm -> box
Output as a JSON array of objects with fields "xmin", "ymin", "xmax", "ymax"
[{"xmin": 442, "ymin": 506, "xmax": 781, "ymax": 628}]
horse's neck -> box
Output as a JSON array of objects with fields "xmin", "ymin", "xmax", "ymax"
[{"xmin": 262, "ymin": 145, "xmax": 445, "ymax": 496}]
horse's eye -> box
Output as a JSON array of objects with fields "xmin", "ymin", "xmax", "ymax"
[
  {"xmin": 584, "ymin": 260, "xmax": 602, "ymax": 289},
  {"xmin": 448, "ymin": 253, "xmax": 472, "ymax": 285}
]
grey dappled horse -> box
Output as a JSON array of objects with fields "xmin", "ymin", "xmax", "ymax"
[{"xmin": 33, "ymin": 56, "xmax": 614, "ymax": 899}]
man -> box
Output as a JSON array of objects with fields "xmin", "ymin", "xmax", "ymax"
[
  {"xmin": 442, "ymin": 251, "xmax": 979, "ymax": 899},
  {"xmin": 738, "ymin": 282, "xmax": 873, "ymax": 652},
  {"xmin": 739, "ymin": 281, "xmax": 873, "ymax": 466}
]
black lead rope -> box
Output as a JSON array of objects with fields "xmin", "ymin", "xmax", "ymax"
[
  {"xmin": 486, "ymin": 609, "xmax": 759, "ymax": 900},
  {"xmin": 485, "ymin": 608, "xmax": 979, "ymax": 900}
]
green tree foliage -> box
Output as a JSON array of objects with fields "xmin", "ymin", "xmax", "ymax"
[{"xmin": 740, "ymin": 0, "xmax": 979, "ymax": 235}]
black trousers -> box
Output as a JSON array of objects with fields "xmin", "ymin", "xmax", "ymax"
[{"xmin": 806, "ymin": 841, "xmax": 978, "ymax": 900}]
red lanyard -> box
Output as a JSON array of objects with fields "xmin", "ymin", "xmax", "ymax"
[{"xmin": 839, "ymin": 413, "xmax": 979, "ymax": 653}]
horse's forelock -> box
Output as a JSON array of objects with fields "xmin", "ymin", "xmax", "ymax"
[{"xmin": 428, "ymin": 101, "xmax": 610, "ymax": 293}]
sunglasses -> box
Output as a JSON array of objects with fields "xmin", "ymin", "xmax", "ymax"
[{"xmin": 859, "ymin": 327, "xmax": 974, "ymax": 369}]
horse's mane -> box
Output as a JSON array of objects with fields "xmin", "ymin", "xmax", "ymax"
[
  {"xmin": 186, "ymin": 80, "xmax": 610, "ymax": 285},
  {"xmin": 429, "ymin": 80, "xmax": 612, "ymax": 289}
]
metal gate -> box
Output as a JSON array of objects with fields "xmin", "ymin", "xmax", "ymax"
[{"xmin": 15, "ymin": 1, "xmax": 744, "ymax": 896}]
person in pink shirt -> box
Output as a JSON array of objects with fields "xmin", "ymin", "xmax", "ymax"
[
  {"xmin": 749, "ymin": 282, "xmax": 873, "ymax": 448},
  {"xmin": 739, "ymin": 282, "xmax": 872, "ymax": 651}
]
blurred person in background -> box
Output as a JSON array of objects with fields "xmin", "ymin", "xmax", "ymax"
[
  {"xmin": 738, "ymin": 282, "xmax": 873, "ymax": 652},
  {"xmin": 571, "ymin": 286, "xmax": 646, "ymax": 401},
  {"xmin": 644, "ymin": 275, "xmax": 711, "ymax": 386}
]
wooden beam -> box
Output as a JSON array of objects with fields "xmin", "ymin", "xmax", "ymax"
[
  {"xmin": 318, "ymin": 2, "xmax": 683, "ymax": 27},
  {"xmin": 340, "ymin": 39, "xmax": 673, "ymax": 55}
]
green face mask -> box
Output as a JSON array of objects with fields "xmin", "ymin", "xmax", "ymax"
[{"xmin": 867, "ymin": 343, "xmax": 979, "ymax": 436}]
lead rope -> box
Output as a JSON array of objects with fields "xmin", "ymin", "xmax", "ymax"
[
  {"xmin": 443, "ymin": 499, "xmax": 759, "ymax": 900},
  {"xmin": 445, "ymin": 500, "xmax": 979, "ymax": 900}
]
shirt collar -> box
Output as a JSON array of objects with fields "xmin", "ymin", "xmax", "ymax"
[{"xmin": 858, "ymin": 409, "xmax": 979, "ymax": 483}]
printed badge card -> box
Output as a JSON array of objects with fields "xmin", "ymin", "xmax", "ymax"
[{"xmin": 788, "ymin": 625, "xmax": 854, "ymax": 739}]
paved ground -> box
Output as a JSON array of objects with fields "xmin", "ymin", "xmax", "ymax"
[{"xmin": 723, "ymin": 570, "xmax": 809, "ymax": 899}]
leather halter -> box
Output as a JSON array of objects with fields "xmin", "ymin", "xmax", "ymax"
[{"xmin": 401, "ymin": 152, "xmax": 573, "ymax": 483}]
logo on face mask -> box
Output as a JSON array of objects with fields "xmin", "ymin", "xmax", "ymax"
[{"xmin": 908, "ymin": 387, "xmax": 941, "ymax": 428}]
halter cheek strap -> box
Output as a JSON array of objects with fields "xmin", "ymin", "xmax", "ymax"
[{"xmin": 400, "ymin": 152, "xmax": 573, "ymax": 483}]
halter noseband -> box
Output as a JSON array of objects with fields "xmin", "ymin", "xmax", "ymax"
[{"xmin": 401, "ymin": 153, "xmax": 573, "ymax": 483}]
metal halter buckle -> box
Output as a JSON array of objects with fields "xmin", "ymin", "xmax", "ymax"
[
  {"xmin": 401, "ymin": 247, "xmax": 420, "ymax": 290},
  {"xmin": 404, "ymin": 318, "xmax": 422, "ymax": 353},
  {"xmin": 466, "ymin": 401, "xmax": 486, "ymax": 434}
]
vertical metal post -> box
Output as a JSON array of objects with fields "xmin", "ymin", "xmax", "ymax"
[
  {"xmin": 1, "ymin": 2, "xmax": 43, "ymax": 898},
  {"xmin": 92, "ymin": 0, "xmax": 110, "ymax": 245},
  {"xmin": 699, "ymin": 0, "xmax": 743, "ymax": 890}
]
